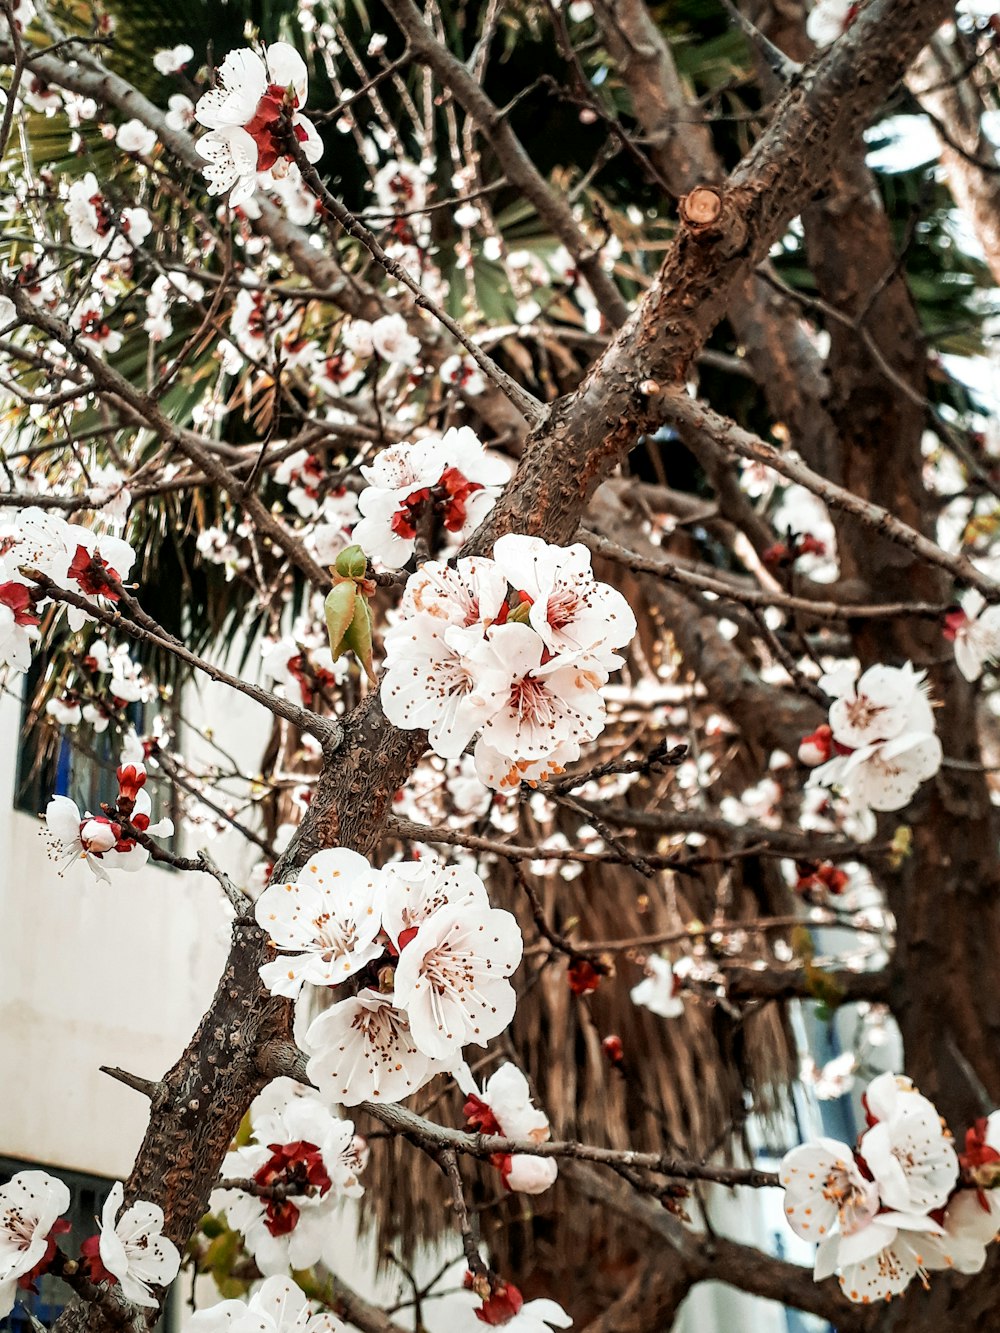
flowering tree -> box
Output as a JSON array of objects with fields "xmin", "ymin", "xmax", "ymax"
[{"xmin": 2, "ymin": 0, "xmax": 1000, "ymax": 1329}]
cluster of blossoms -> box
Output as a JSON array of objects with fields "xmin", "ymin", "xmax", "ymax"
[
  {"xmin": 341, "ymin": 312, "xmax": 421, "ymax": 369},
  {"xmin": 261, "ymin": 626, "xmax": 348, "ymax": 709},
  {"xmin": 256, "ymin": 852, "xmax": 524, "ymax": 1104},
  {"xmin": 463, "ymin": 1063, "xmax": 559, "ymax": 1195},
  {"xmin": 0, "ymin": 1170, "xmax": 179, "ymax": 1315},
  {"xmin": 195, "ymin": 43, "xmax": 323, "ymax": 205},
  {"xmin": 798, "ymin": 662, "xmax": 942, "ymax": 835},
  {"xmin": 44, "ymin": 758, "xmax": 174, "ymax": 882},
  {"xmin": 0, "ymin": 507, "xmax": 137, "ymax": 672},
  {"xmin": 352, "ymin": 427, "xmax": 510, "ymax": 568},
  {"xmin": 45, "ymin": 638, "xmax": 151, "ymax": 735},
  {"xmin": 381, "ymin": 537, "xmax": 636, "ymax": 791},
  {"xmin": 212, "ymin": 1078, "xmax": 367, "ymax": 1274},
  {"xmin": 66, "ymin": 172, "xmax": 152, "ymax": 261},
  {"xmin": 781, "ymin": 1073, "xmax": 1000, "ymax": 1303}
]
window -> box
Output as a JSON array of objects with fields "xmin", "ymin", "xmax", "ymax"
[{"xmin": 13, "ymin": 656, "xmax": 176, "ymax": 840}]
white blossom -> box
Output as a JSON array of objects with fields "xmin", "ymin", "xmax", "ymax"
[
  {"xmin": 392, "ymin": 896, "xmax": 523, "ymax": 1060},
  {"xmin": 946, "ymin": 589, "xmax": 1000, "ymax": 682},
  {"xmin": 153, "ymin": 44, "xmax": 193, "ymax": 75},
  {"xmin": 0, "ymin": 1171, "xmax": 71, "ymax": 1319},
  {"xmin": 255, "ymin": 847, "xmax": 387, "ymax": 999},
  {"xmin": 190, "ymin": 1276, "xmax": 345, "ymax": 1333},
  {"xmin": 629, "ymin": 955, "xmax": 683, "ymax": 1018},
  {"xmin": 303, "ymin": 988, "xmax": 443, "ymax": 1105},
  {"xmin": 97, "ymin": 1182, "xmax": 180, "ymax": 1308}
]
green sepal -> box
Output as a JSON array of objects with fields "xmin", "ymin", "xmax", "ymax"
[{"xmin": 324, "ymin": 581, "xmax": 357, "ymax": 659}]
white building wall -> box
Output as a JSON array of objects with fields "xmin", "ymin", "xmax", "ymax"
[{"xmin": 0, "ymin": 687, "xmax": 232, "ymax": 1179}]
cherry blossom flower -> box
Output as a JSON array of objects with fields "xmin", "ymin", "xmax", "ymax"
[
  {"xmin": 43, "ymin": 793, "xmax": 165, "ymax": 882},
  {"xmin": 815, "ymin": 1210, "xmax": 949, "ymax": 1303},
  {"xmin": 153, "ymin": 44, "xmax": 193, "ymax": 75},
  {"xmin": 116, "ymin": 119, "xmax": 157, "ymax": 156},
  {"xmin": 469, "ymin": 623, "xmax": 607, "ymax": 762},
  {"xmin": 353, "ymin": 429, "xmax": 509, "ymax": 567},
  {"xmin": 380, "ymin": 859, "xmax": 490, "ymax": 951},
  {"xmin": 0, "ymin": 1171, "xmax": 71, "ymax": 1319},
  {"xmin": 0, "ymin": 580, "xmax": 39, "ymax": 671},
  {"xmin": 398, "ymin": 557, "xmax": 509, "ymax": 629},
  {"xmin": 370, "ymin": 313, "xmax": 420, "ymax": 365},
  {"xmin": 382, "ymin": 619, "xmax": 513, "ymax": 759},
  {"xmin": 94, "ymin": 1182, "xmax": 180, "ymax": 1308},
  {"xmin": 464, "ymin": 1064, "xmax": 558, "ymax": 1195},
  {"xmin": 213, "ymin": 1079, "xmax": 367, "ymax": 1274},
  {"xmin": 66, "ymin": 169, "xmax": 150, "ymax": 257},
  {"xmin": 440, "ymin": 354, "xmax": 485, "ymax": 395},
  {"xmin": 195, "ymin": 44, "xmax": 323, "ymax": 205},
  {"xmin": 392, "ymin": 896, "xmax": 523, "ymax": 1060},
  {"xmin": 806, "ymin": 0, "xmax": 860, "ymax": 47},
  {"xmin": 860, "ymin": 1092, "xmax": 958, "ymax": 1214},
  {"xmin": 373, "ymin": 160, "xmax": 427, "ymax": 215},
  {"xmin": 303, "ymin": 987, "xmax": 442, "ymax": 1105},
  {"xmin": 70, "ymin": 304, "xmax": 123, "ymax": 355},
  {"xmin": 781, "ymin": 1137, "xmax": 879, "ymax": 1246},
  {"xmin": 944, "ymin": 589, "xmax": 1000, "ymax": 682},
  {"xmin": 260, "ymin": 636, "xmax": 340, "ymax": 708},
  {"xmin": 341, "ymin": 319, "xmax": 375, "ymax": 357},
  {"xmin": 823, "ymin": 662, "xmax": 934, "ymax": 750},
  {"xmin": 190, "ymin": 1276, "xmax": 345, "ymax": 1333},
  {"xmin": 808, "ymin": 662, "xmax": 942, "ymax": 824},
  {"xmin": 254, "ymin": 847, "xmax": 386, "ymax": 999},
  {"xmin": 491, "ymin": 535, "xmax": 636, "ymax": 675},
  {"xmin": 165, "ymin": 93, "xmax": 195, "ymax": 131},
  {"xmin": 46, "ymin": 697, "xmax": 82, "ymax": 727},
  {"xmin": 629, "ymin": 955, "xmax": 683, "ymax": 1019}
]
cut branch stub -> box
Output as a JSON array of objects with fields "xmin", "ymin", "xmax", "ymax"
[
  {"xmin": 678, "ymin": 185, "xmax": 750, "ymax": 258},
  {"xmin": 679, "ymin": 186, "xmax": 723, "ymax": 229}
]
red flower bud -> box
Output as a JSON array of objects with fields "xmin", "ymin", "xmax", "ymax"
[
  {"xmin": 567, "ymin": 958, "xmax": 601, "ymax": 995},
  {"xmin": 602, "ymin": 1034, "xmax": 625, "ymax": 1067}
]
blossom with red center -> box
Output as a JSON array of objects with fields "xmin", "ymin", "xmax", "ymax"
[
  {"xmin": 0, "ymin": 580, "xmax": 38, "ymax": 626},
  {"xmin": 490, "ymin": 534, "xmax": 636, "ymax": 679},
  {"xmin": 567, "ymin": 958, "xmax": 602, "ymax": 995},
  {"xmin": 602, "ymin": 1034, "xmax": 625, "ymax": 1067},
  {"xmin": 353, "ymin": 428, "xmax": 509, "ymax": 568},
  {"xmin": 798, "ymin": 722, "xmax": 834, "ymax": 767},
  {"xmin": 195, "ymin": 43, "xmax": 323, "ymax": 206},
  {"xmin": 67, "ymin": 543, "xmax": 122, "ymax": 599},
  {"xmin": 470, "ymin": 1277, "xmax": 524, "ymax": 1326},
  {"xmin": 253, "ymin": 1139, "xmax": 332, "ymax": 1237}
]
